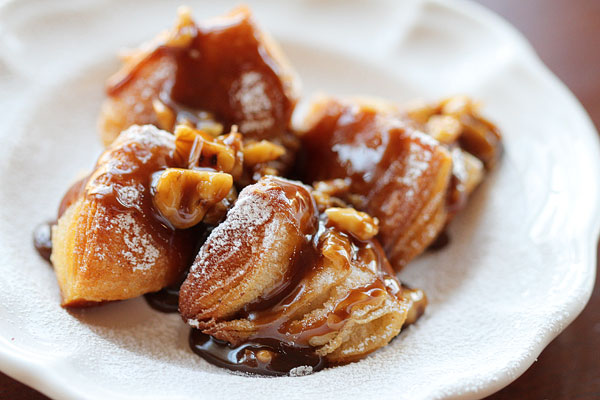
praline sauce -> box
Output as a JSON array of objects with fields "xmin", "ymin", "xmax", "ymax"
[
  {"xmin": 180, "ymin": 179, "xmax": 409, "ymax": 376},
  {"xmin": 189, "ymin": 331, "xmax": 327, "ymax": 376},
  {"xmin": 33, "ymin": 221, "xmax": 54, "ymax": 263}
]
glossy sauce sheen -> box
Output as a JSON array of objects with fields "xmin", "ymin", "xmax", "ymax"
[
  {"xmin": 144, "ymin": 285, "xmax": 181, "ymax": 313},
  {"xmin": 33, "ymin": 221, "xmax": 54, "ymax": 263},
  {"xmin": 92, "ymin": 133, "xmax": 202, "ymax": 274},
  {"xmin": 189, "ymin": 330, "xmax": 327, "ymax": 376},
  {"xmin": 107, "ymin": 9, "xmax": 293, "ymax": 141},
  {"xmin": 187, "ymin": 225, "xmax": 404, "ymax": 375},
  {"xmin": 37, "ymin": 129, "xmax": 205, "ymax": 298},
  {"xmin": 241, "ymin": 179, "xmax": 319, "ymax": 315},
  {"xmin": 243, "ymin": 179, "xmax": 402, "ymax": 344},
  {"xmin": 185, "ymin": 178, "xmax": 408, "ymax": 375},
  {"xmin": 298, "ymin": 102, "xmax": 451, "ymax": 261}
]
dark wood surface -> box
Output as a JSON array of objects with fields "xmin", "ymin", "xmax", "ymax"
[{"xmin": 1, "ymin": 1, "xmax": 599, "ymax": 399}]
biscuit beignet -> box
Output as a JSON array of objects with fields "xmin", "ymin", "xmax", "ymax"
[
  {"xmin": 297, "ymin": 97, "xmax": 453, "ymax": 270},
  {"xmin": 51, "ymin": 125, "xmax": 202, "ymax": 306},
  {"xmin": 296, "ymin": 96, "xmax": 500, "ymax": 269},
  {"xmin": 100, "ymin": 6, "xmax": 300, "ymax": 147},
  {"xmin": 179, "ymin": 176, "xmax": 426, "ymax": 369}
]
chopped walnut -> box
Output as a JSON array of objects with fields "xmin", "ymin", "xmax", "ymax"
[
  {"xmin": 203, "ymin": 186, "xmax": 238, "ymax": 226},
  {"xmin": 313, "ymin": 179, "xmax": 351, "ymax": 197},
  {"xmin": 152, "ymin": 99, "xmax": 176, "ymax": 132},
  {"xmin": 152, "ymin": 168, "xmax": 233, "ymax": 229},
  {"xmin": 311, "ymin": 179, "xmax": 352, "ymax": 212},
  {"xmin": 242, "ymin": 140, "xmax": 286, "ymax": 166},
  {"xmin": 425, "ymin": 115, "xmax": 461, "ymax": 144},
  {"xmin": 325, "ymin": 207, "xmax": 379, "ymax": 241},
  {"xmin": 174, "ymin": 125, "xmax": 236, "ymax": 173},
  {"xmin": 215, "ymin": 131, "xmax": 244, "ymax": 181},
  {"xmin": 406, "ymin": 95, "xmax": 502, "ymax": 168}
]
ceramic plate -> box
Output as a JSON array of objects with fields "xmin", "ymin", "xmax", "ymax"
[{"xmin": 0, "ymin": 0, "xmax": 598, "ymax": 399}]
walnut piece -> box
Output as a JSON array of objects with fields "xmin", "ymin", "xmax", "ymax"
[
  {"xmin": 242, "ymin": 140, "xmax": 286, "ymax": 166},
  {"xmin": 174, "ymin": 125, "xmax": 236, "ymax": 173},
  {"xmin": 152, "ymin": 168, "xmax": 233, "ymax": 229},
  {"xmin": 325, "ymin": 207, "xmax": 379, "ymax": 241}
]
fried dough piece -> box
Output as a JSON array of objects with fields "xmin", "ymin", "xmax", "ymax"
[
  {"xmin": 99, "ymin": 6, "xmax": 300, "ymax": 150},
  {"xmin": 51, "ymin": 125, "xmax": 201, "ymax": 307},
  {"xmin": 179, "ymin": 176, "xmax": 425, "ymax": 365},
  {"xmin": 296, "ymin": 97, "xmax": 454, "ymax": 270},
  {"xmin": 403, "ymin": 95, "xmax": 501, "ymax": 218},
  {"xmin": 179, "ymin": 176, "xmax": 318, "ymax": 323},
  {"xmin": 405, "ymin": 95, "xmax": 502, "ymax": 169}
]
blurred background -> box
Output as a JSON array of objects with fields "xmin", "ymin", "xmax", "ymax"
[{"xmin": 0, "ymin": 0, "xmax": 598, "ymax": 398}]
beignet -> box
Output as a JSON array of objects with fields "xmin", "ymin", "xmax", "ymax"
[
  {"xmin": 296, "ymin": 97, "xmax": 453, "ymax": 269},
  {"xmin": 52, "ymin": 125, "xmax": 207, "ymax": 306},
  {"xmin": 99, "ymin": 6, "xmax": 300, "ymax": 148},
  {"xmin": 179, "ymin": 176, "xmax": 426, "ymax": 372},
  {"xmin": 296, "ymin": 96, "xmax": 500, "ymax": 269}
]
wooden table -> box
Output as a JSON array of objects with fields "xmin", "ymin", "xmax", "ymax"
[{"xmin": 1, "ymin": 1, "xmax": 598, "ymax": 398}]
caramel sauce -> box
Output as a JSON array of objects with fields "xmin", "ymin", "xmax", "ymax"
[
  {"xmin": 34, "ymin": 129, "xmax": 206, "ymax": 294},
  {"xmin": 189, "ymin": 330, "xmax": 327, "ymax": 376},
  {"xmin": 144, "ymin": 285, "xmax": 181, "ymax": 313},
  {"xmin": 187, "ymin": 227, "xmax": 407, "ymax": 376},
  {"xmin": 428, "ymin": 230, "xmax": 450, "ymax": 251},
  {"xmin": 107, "ymin": 10, "xmax": 293, "ymax": 141},
  {"xmin": 145, "ymin": 226, "xmax": 213, "ymax": 313},
  {"xmin": 329, "ymin": 280, "xmax": 388, "ymax": 327},
  {"xmin": 286, "ymin": 279, "xmax": 391, "ymax": 344},
  {"xmin": 458, "ymin": 114, "xmax": 503, "ymax": 170},
  {"xmin": 34, "ymin": 133, "xmax": 204, "ymax": 282},
  {"xmin": 178, "ymin": 177, "xmax": 412, "ymax": 375},
  {"xmin": 58, "ymin": 177, "xmax": 87, "ymax": 218},
  {"xmin": 234, "ymin": 220, "xmax": 402, "ymax": 345},
  {"xmin": 186, "ymin": 177, "xmax": 407, "ymax": 375},
  {"xmin": 243, "ymin": 182, "xmax": 319, "ymax": 314},
  {"xmin": 298, "ymin": 102, "xmax": 448, "ymax": 260},
  {"xmin": 85, "ymin": 133, "xmax": 202, "ymax": 278},
  {"xmin": 33, "ymin": 221, "xmax": 54, "ymax": 263}
]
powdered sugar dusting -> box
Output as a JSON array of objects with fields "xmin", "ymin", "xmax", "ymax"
[
  {"xmin": 114, "ymin": 184, "xmax": 143, "ymax": 210},
  {"xmin": 121, "ymin": 125, "xmax": 175, "ymax": 153},
  {"xmin": 190, "ymin": 187, "xmax": 274, "ymax": 281},
  {"xmin": 234, "ymin": 71, "xmax": 275, "ymax": 133},
  {"xmin": 396, "ymin": 141, "xmax": 433, "ymax": 199},
  {"xmin": 114, "ymin": 213, "xmax": 160, "ymax": 272},
  {"xmin": 87, "ymin": 207, "xmax": 160, "ymax": 273},
  {"xmin": 289, "ymin": 366, "xmax": 313, "ymax": 376},
  {"xmin": 410, "ymin": 128, "xmax": 440, "ymax": 148}
]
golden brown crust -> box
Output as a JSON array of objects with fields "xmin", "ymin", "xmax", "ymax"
[
  {"xmin": 99, "ymin": 56, "xmax": 176, "ymax": 146},
  {"xmin": 99, "ymin": 6, "xmax": 300, "ymax": 147},
  {"xmin": 295, "ymin": 95, "xmax": 501, "ymax": 269},
  {"xmin": 179, "ymin": 176, "xmax": 417, "ymax": 364},
  {"xmin": 52, "ymin": 198, "xmax": 182, "ymax": 306},
  {"xmin": 179, "ymin": 176, "xmax": 317, "ymax": 322},
  {"xmin": 51, "ymin": 125, "xmax": 198, "ymax": 307},
  {"xmin": 296, "ymin": 96, "xmax": 454, "ymax": 269}
]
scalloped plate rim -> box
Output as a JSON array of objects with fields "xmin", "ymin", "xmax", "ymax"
[{"xmin": 0, "ymin": 0, "xmax": 598, "ymax": 399}]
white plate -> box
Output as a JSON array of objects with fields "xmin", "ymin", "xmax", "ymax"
[{"xmin": 0, "ymin": 0, "xmax": 598, "ymax": 399}]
